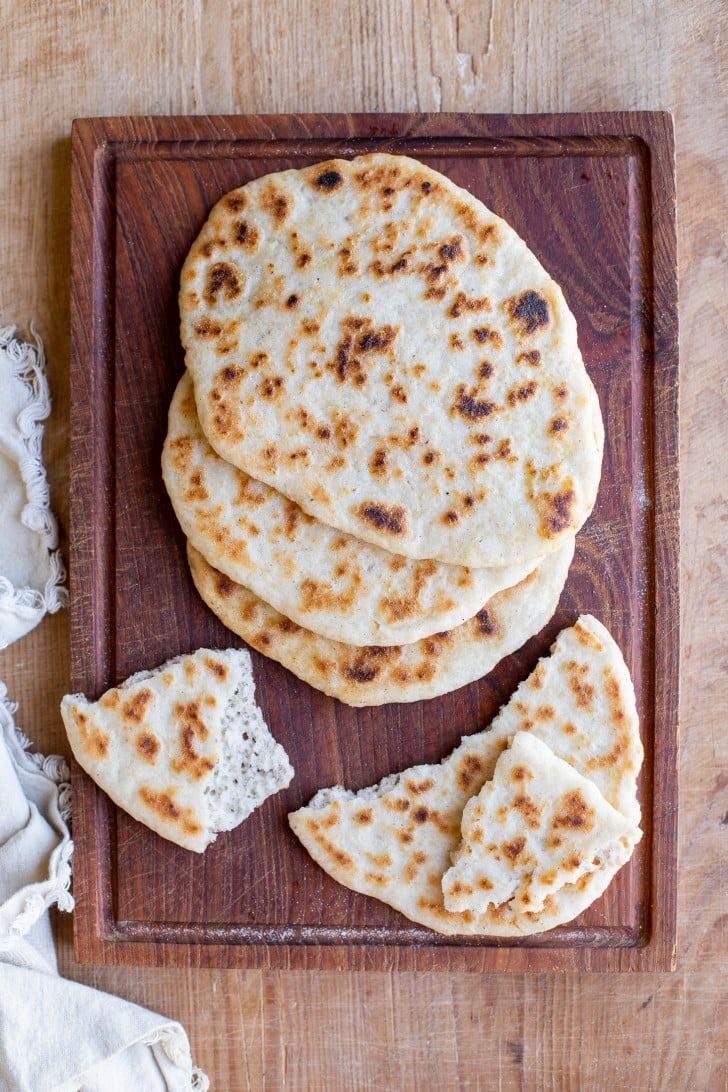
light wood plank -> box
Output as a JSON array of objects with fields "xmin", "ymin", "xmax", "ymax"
[{"xmin": 0, "ymin": 0, "xmax": 726, "ymax": 1085}]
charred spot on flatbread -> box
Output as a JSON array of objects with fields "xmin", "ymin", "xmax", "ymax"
[
  {"xmin": 122, "ymin": 688, "xmax": 154, "ymax": 725},
  {"xmin": 171, "ymin": 700, "xmax": 215, "ymax": 781},
  {"xmin": 313, "ymin": 167, "xmax": 344, "ymax": 192},
  {"xmin": 138, "ymin": 786, "xmax": 203, "ymax": 838},
  {"xmin": 233, "ymin": 220, "xmax": 260, "ymax": 250},
  {"xmin": 72, "ymin": 708, "xmax": 110, "ymax": 759},
  {"xmin": 552, "ymin": 789, "xmax": 595, "ymax": 832},
  {"xmin": 136, "ymin": 731, "xmax": 160, "ymax": 763},
  {"xmin": 506, "ymin": 290, "xmax": 550, "ymax": 337},
  {"xmin": 355, "ymin": 502, "xmax": 408, "ymax": 537},
  {"xmin": 260, "ymin": 183, "xmax": 292, "ymax": 224},
  {"xmin": 204, "ymin": 262, "xmax": 243, "ymax": 306}
]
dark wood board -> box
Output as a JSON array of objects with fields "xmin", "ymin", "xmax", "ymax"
[{"xmin": 69, "ymin": 113, "xmax": 678, "ymax": 971}]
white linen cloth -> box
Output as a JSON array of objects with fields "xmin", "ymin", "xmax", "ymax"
[
  {"xmin": 0, "ymin": 324, "xmax": 208, "ymax": 1090},
  {"xmin": 0, "ymin": 685, "xmax": 209, "ymax": 1092},
  {"xmin": 0, "ymin": 325, "xmax": 67, "ymax": 650}
]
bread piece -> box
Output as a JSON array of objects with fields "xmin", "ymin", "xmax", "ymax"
[
  {"xmin": 289, "ymin": 615, "xmax": 642, "ymax": 935},
  {"xmin": 62, "ymin": 648, "xmax": 293, "ymax": 852},
  {"xmin": 442, "ymin": 731, "xmax": 640, "ymax": 915},
  {"xmin": 181, "ymin": 153, "xmax": 603, "ymax": 568},
  {"xmin": 163, "ymin": 371, "xmax": 540, "ymax": 646},
  {"xmin": 187, "ymin": 538, "xmax": 574, "ymax": 706}
]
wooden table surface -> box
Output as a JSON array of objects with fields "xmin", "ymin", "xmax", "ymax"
[{"xmin": 0, "ymin": 1, "xmax": 725, "ymax": 1087}]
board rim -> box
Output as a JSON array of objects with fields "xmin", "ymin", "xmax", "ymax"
[{"xmin": 69, "ymin": 111, "xmax": 678, "ymax": 971}]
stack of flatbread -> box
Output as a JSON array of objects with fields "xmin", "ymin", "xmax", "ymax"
[
  {"xmin": 164, "ymin": 153, "xmax": 604, "ymax": 706},
  {"xmin": 289, "ymin": 616, "xmax": 643, "ymax": 934}
]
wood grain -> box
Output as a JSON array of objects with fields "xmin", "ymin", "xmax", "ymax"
[
  {"xmin": 0, "ymin": 0, "xmax": 726, "ymax": 1086},
  {"xmin": 69, "ymin": 112, "xmax": 678, "ymax": 971}
]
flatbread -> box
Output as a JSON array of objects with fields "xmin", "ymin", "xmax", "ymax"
[
  {"xmin": 442, "ymin": 731, "xmax": 640, "ymax": 915},
  {"xmin": 288, "ymin": 615, "xmax": 642, "ymax": 935},
  {"xmin": 163, "ymin": 372, "xmax": 539, "ymax": 646},
  {"xmin": 187, "ymin": 538, "xmax": 574, "ymax": 706},
  {"xmin": 61, "ymin": 648, "xmax": 293, "ymax": 852},
  {"xmin": 181, "ymin": 153, "xmax": 603, "ymax": 568}
]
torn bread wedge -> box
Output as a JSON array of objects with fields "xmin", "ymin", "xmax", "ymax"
[
  {"xmin": 442, "ymin": 731, "xmax": 640, "ymax": 916},
  {"xmin": 289, "ymin": 615, "xmax": 642, "ymax": 936},
  {"xmin": 62, "ymin": 648, "xmax": 293, "ymax": 852}
]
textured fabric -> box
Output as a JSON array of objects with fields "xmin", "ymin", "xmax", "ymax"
[
  {"xmin": 0, "ymin": 320, "xmax": 206, "ymax": 1090},
  {"xmin": 0, "ymin": 686, "xmax": 208, "ymax": 1092},
  {"xmin": 0, "ymin": 325, "xmax": 67, "ymax": 649},
  {"xmin": 0, "ymin": 684, "xmax": 73, "ymax": 944}
]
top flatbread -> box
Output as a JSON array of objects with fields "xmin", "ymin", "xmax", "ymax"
[
  {"xmin": 442, "ymin": 731, "xmax": 640, "ymax": 916},
  {"xmin": 181, "ymin": 153, "xmax": 603, "ymax": 568},
  {"xmin": 61, "ymin": 648, "xmax": 293, "ymax": 852},
  {"xmin": 289, "ymin": 615, "xmax": 642, "ymax": 936},
  {"xmin": 163, "ymin": 371, "xmax": 538, "ymax": 646}
]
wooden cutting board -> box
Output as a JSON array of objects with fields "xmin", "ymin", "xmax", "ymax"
[{"xmin": 69, "ymin": 112, "xmax": 678, "ymax": 970}]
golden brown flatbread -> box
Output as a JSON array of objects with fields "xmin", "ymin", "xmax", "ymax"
[
  {"xmin": 442, "ymin": 731, "xmax": 640, "ymax": 916},
  {"xmin": 187, "ymin": 539, "xmax": 574, "ymax": 706},
  {"xmin": 289, "ymin": 616, "xmax": 642, "ymax": 935},
  {"xmin": 163, "ymin": 371, "xmax": 539, "ymax": 645},
  {"xmin": 181, "ymin": 154, "xmax": 603, "ymax": 568},
  {"xmin": 61, "ymin": 648, "xmax": 293, "ymax": 851}
]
